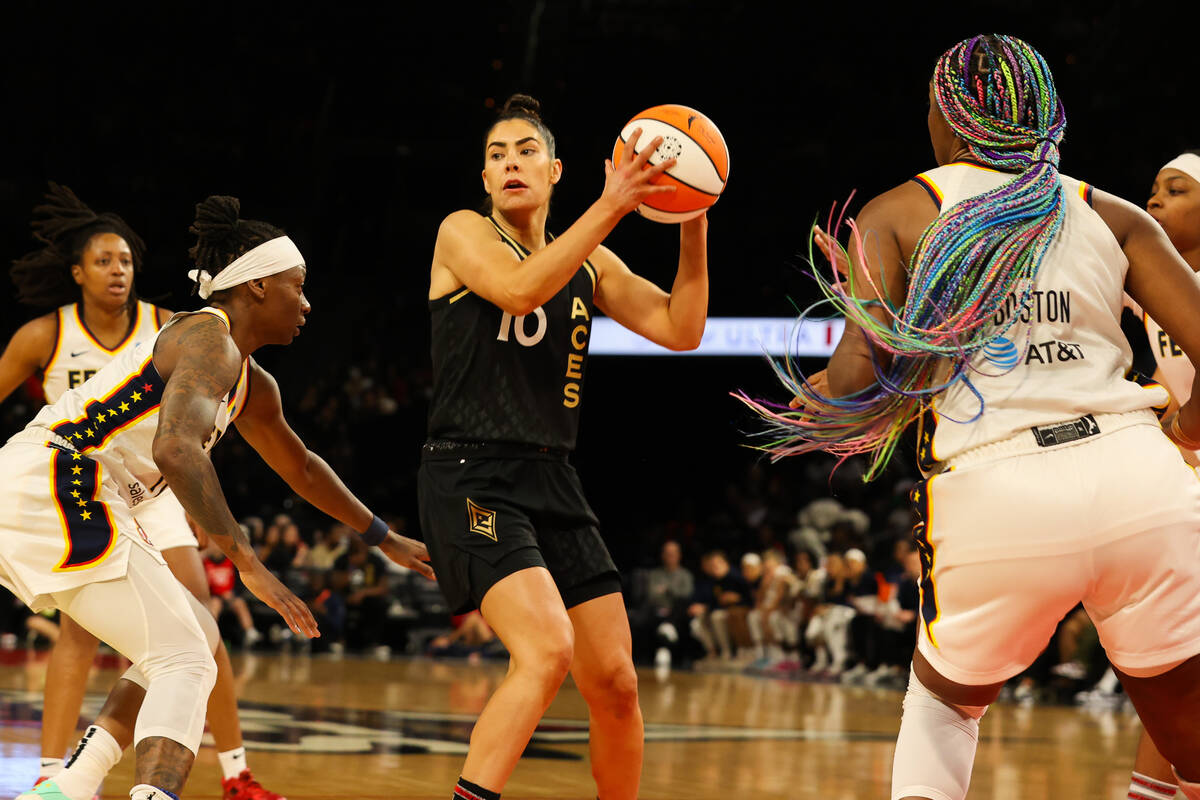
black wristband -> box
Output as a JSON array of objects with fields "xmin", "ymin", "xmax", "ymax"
[{"xmin": 362, "ymin": 514, "xmax": 389, "ymax": 546}]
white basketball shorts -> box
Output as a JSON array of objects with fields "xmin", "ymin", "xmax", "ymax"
[
  {"xmin": 133, "ymin": 487, "xmax": 198, "ymax": 551},
  {"xmin": 913, "ymin": 420, "xmax": 1200, "ymax": 685}
]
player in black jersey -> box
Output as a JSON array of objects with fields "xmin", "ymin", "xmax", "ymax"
[{"xmin": 422, "ymin": 94, "xmax": 709, "ymax": 800}]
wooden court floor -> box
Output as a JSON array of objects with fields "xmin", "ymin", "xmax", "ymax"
[{"xmin": 0, "ymin": 649, "xmax": 1152, "ymax": 799}]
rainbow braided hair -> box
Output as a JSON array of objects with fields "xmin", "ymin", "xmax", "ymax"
[{"xmin": 738, "ymin": 35, "xmax": 1067, "ymax": 480}]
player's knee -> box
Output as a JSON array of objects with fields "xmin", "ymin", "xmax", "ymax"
[
  {"xmin": 592, "ymin": 659, "xmax": 639, "ymax": 719},
  {"xmin": 140, "ymin": 636, "xmax": 217, "ymax": 696}
]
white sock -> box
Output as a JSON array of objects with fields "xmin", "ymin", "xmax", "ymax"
[
  {"xmin": 1129, "ymin": 771, "xmax": 1177, "ymax": 800},
  {"xmin": 39, "ymin": 757, "xmax": 62, "ymax": 779},
  {"xmin": 218, "ymin": 746, "xmax": 248, "ymax": 780},
  {"xmin": 55, "ymin": 726, "xmax": 123, "ymax": 800}
]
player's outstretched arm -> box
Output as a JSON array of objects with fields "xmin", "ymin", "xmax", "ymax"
[
  {"xmin": 234, "ymin": 359, "xmax": 434, "ymax": 579},
  {"xmin": 0, "ymin": 314, "xmax": 55, "ymax": 404},
  {"xmin": 433, "ymin": 129, "xmax": 677, "ymax": 316},
  {"xmin": 591, "ymin": 213, "xmax": 709, "ymax": 351},
  {"xmin": 152, "ymin": 316, "xmax": 320, "ymax": 637}
]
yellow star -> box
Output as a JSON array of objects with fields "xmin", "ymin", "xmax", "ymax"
[
  {"xmin": 95, "ymin": 412, "xmax": 106, "ymax": 423},
  {"xmin": 71, "ymin": 452, "xmax": 82, "ymax": 461},
  {"xmin": 80, "ymin": 510, "xmax": 92, "ymax": 521},
  {"xmin": 118, "ymin": 402, "xmax": 130, "ymax": 413},
  {"xmin": 76, "ymin": 499, "xmax": 87, "ymax": 508},
  {"xmin": 72, "ymin": 432, "xmax": 82, "ymax": 441},
  {"xmin": 71, "ymin": 479, "xmax": 82, "ymax": 486},
  {"xmin": 71, "ymin": 465, "xmax": 82, "ymax": 475},
  {"xmin": 130, "ymin": 391, "xmax": 142, "ymax": 402},
  {"xmin": 85, "ymin": 429, "xmax": 95, "ymax": 438},
  {"xmin": 69, "ymin": 490, "xmax": 80, "ymax": 498}
]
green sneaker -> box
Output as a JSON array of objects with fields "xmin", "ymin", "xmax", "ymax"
[{"xmin": 16, "ymin": 780, "xmax": 71, "ymax": 800}]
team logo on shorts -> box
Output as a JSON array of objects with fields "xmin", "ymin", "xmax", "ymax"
[{"xmin": 466, "ymin": 498, "xmax": 497, "ymax": 541}]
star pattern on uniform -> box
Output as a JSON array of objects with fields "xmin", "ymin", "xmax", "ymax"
[
  {"xmin": 130, "ymin": 391, "xmax": 142, "ymax": 403},
  {"xmin": 118, "ymin": 401, "xmax": 130, "ymax": 413},
  {"xmin": 95, "ymin": 412, "xmax": 106, "ymax": 423},
  {"xmin": 71, "ymin": 479, "xmax": 82, "ymax": 486},
  {"xmin": 71, "ymin": 452, "xmax": 82, "ymax": 461},
  {"xmin": 80, "ymin": 510, "xmax": 92, "ymax": 521},
  {"xmin": 76, "ymin": 499, "xmax": 87, "ymax": 508},
  {"xmin": 72, "ymin": 432, "xmax": 83, "ymax": 441},
  {"xmin": 69, "ymin": 490, "xmax": 80, "ymax": 498},
  {"xmin": 85, "ymin": 428, "xmax": 95, "ymax": 438},
  {"xmin": 71, "ymin": 465, "xmax": 82, "ymax": 475},
  {"xmin": 142, "ymin": 382, "xmax": 153, "ymax": 392}
]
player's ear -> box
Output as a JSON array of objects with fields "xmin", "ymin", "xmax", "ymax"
[
  {"xmin": 70, "ymin": 263, "xmax": 84, "ymax": 286},
  {"xmin": 550, "ymin": 158, "xmax": 563, "ymax": 186},
  {"xmin": 246, "ymin": 277, "xmax": 269, "ymax": 300}
]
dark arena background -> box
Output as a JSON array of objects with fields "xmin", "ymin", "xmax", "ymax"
[{"xmin": 0, "ymin": 2, "xmax": 1194, "ymax": 798}]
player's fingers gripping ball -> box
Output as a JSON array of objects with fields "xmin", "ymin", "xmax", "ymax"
[{"xmin": 612, "ymin": 104, "xmax": 729, "ymax": 223}]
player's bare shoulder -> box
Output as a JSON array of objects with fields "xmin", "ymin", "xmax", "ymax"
[
  {"xmin": 431, "ymin": 210, "xmax": 507, "ymax": 298},
  {"xmin": 11, "ymin": 311, "xmax": 60, "ymax": 363},
  {"xmin": 152, "ymin": 312, "xmax": 241, "ymax": 388}
]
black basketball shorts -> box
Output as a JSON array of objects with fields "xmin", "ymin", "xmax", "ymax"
[{"xmin": 417, "ymin": 443, "xmax": 621, "ymax": 615}]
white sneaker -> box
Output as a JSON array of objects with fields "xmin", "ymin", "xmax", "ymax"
[
  {"xmin": 243, "ymin": 627, "xmax": 263, "ymax": 647},
  {"xmin": 839, "ymin": 663, "xmax": 869, "ymax": 685},
  {"xmin": 374, "ymin": 645, "xmax": 392, "ymax": 660},
  {"xmin": 656, "ymin": 622, "xmax": 679, "ymax": 643},
  {"xmin": 654, "ymin": 647, "xmax": 672, "ymax": 669}
]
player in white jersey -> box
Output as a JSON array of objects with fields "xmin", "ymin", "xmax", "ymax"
[
  {"xmin": 750, "ymin": 36, "xmax": 1200, "ymax": 800},
  {"xmin": 2, "ymin": 195, "xmax": 433, "ymax": 800},
  {"xmin": 1105, "ymin": 151, "xmax": 1200, "ymax": 800},
  {"xmin": 0, "ymin": 186, "xmax": 282, "ymax": 800}
]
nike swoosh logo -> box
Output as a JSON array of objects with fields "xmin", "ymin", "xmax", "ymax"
[
  {"xmin": 70, "ymin": 350, "xmax": 89, "ymax": 357},
  {"xmin": 687, "ymin": 115, "xmax": 696, "ymax": 129}
]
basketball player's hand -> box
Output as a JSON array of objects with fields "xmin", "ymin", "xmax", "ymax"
[
  {"xmin": 602, "ymin": 128, "xmax": 678, "ymax": 216},
  {"xmin": 378, "ymin": 532, "xmax": 436, "ymax": 580},
  {"xmin": 789, "ymin": 369, "xmax": 831, "ymax": 410},
  {"xmin": 239, "ymin": 561, "xmax": 321, "ymax": 638}
]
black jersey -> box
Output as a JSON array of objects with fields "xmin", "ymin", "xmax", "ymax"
[{"xmin": 426, "ymin": 216, "xmax": 597, "ymax": 450}]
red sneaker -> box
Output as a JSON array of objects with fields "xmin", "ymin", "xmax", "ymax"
[{"xmin": 222, "ymin": 770, "xmax": 287, "ymax": 800}]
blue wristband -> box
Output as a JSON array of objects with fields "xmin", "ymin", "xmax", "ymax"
[{"xmin": 362, "ymin": 514, "xmax": 389, "ymax": 546}]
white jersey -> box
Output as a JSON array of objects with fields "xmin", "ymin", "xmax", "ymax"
[
  {"xmin": 42, "ymin": 301, "xmax": 163, "ymax": 403},
  {"xmin": 1126, "ymin": 279, "xmax": 1200, "ymax": 404},
  {"xmin": 911, "ymin": 163, "xmax": 1168, "ymax": 468},
  {"xmin": 11, "ymin": 307, "xmax": 251, "ymax": 511}
]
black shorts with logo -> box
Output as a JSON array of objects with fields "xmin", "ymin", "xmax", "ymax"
[{"xmin": 417, "ymin": 440, "xmax": 621, "ymax": 615}]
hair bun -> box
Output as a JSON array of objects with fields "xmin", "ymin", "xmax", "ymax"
[
  {"xmin": 500, "ymin": 93, "xmax": 543, "ymax": 122},
  {"xmin": 189, "ymin": 195, "xmax": 242, "ymax": 247}
]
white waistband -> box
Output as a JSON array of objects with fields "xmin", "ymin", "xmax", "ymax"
[{"xmin": 939, "ymin": 408, "xmax": 1160, "ymax": 471}]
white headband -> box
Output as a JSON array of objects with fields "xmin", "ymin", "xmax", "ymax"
[
  {"xmin": 187, "ymin": 236, "xmax": 305, "ymax": 300},
  {"xmin": 1162, "ymin": 153, "xmax": 1200, "ymax": 187}
]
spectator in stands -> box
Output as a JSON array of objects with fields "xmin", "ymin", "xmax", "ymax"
[
  {"xmin": 203, "ymin": 535, "xmax": 262, "ymax": 647},
  {"xmin": 688, "ymin": 550, "xmax": 752, "ymax": 664},
  {"xmin": 309, "ymin": 523, "xmax": 350, "ymax": 569},
  {"xmin": 332, "ymin": 536, "xmax": 392, "ymax": 655},
  {"xmin": 428, "ymin": 611, "xmax": 506, "ymax": 663},
  {"xmin": 630, "ymin": 540, "xmax": 695, "ymax": 668},
  {"xmin": 746, "ymin": 549, "xmax": 798, "ymax": 668}
]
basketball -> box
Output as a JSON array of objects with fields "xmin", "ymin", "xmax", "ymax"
[{"xmin": 611, "ymin": 104, "xmax": 729, "ymax": 223}]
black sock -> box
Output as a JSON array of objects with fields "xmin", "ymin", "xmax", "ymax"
[{"xmin": 453, "ymin": 776, "xmax": 500, "ymax": 800}]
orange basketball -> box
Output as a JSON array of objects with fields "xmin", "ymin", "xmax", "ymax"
[{"xmin": 611, "ymin": 104, "xmax": 729, "ymax": 223}]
